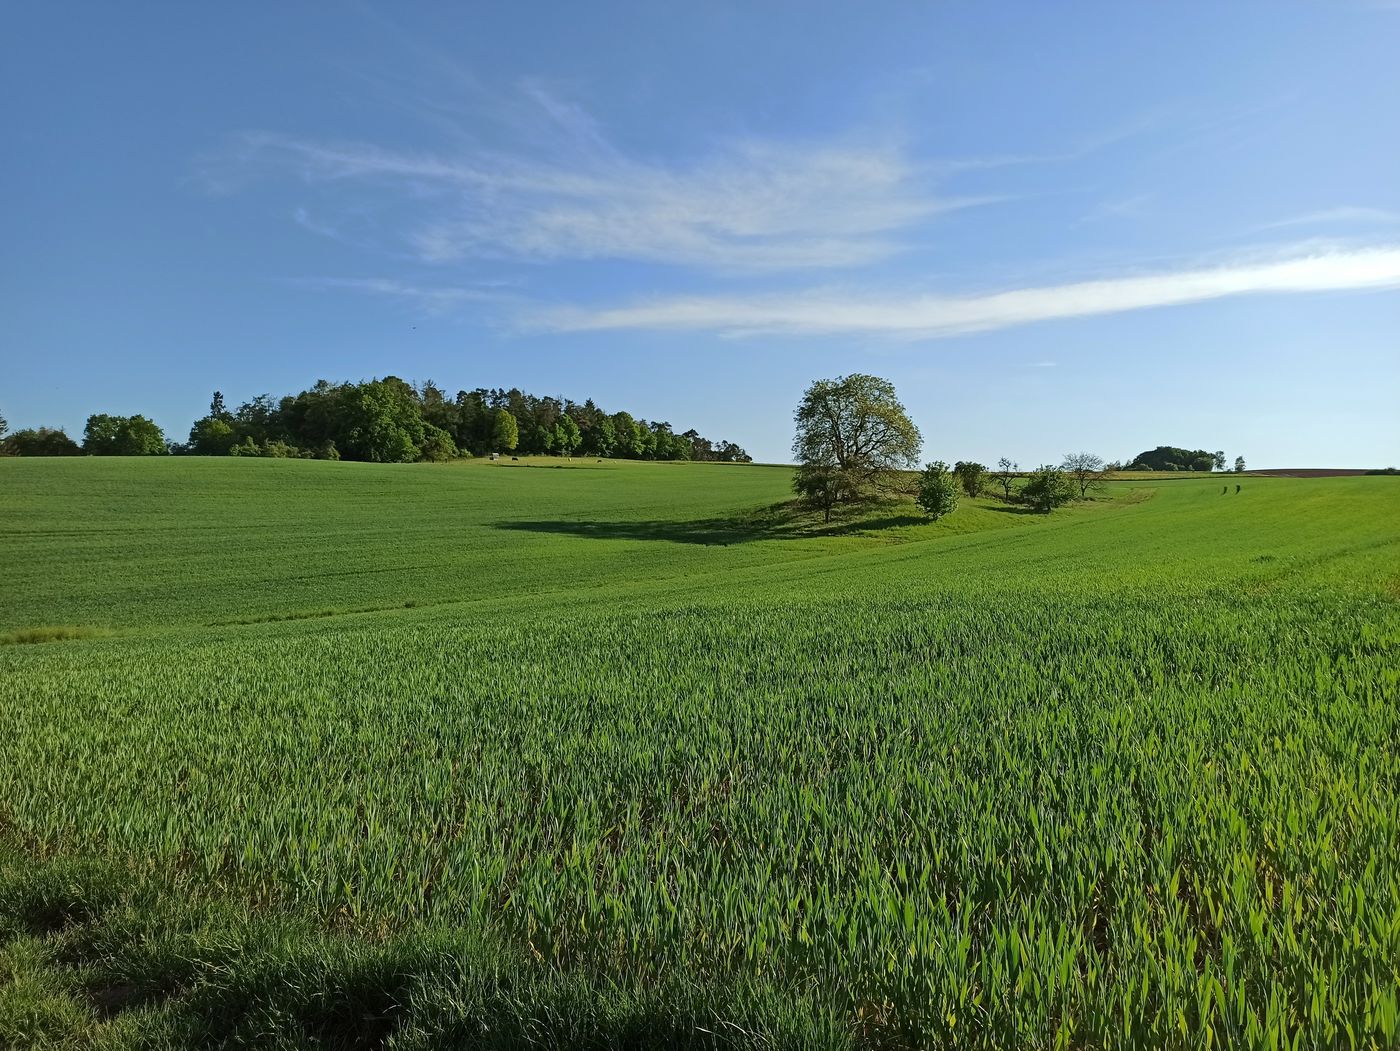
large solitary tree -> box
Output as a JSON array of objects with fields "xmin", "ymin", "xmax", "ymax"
[{"xmin": 792, "ymin": 374, "xmax": 922, "ymax": 518}]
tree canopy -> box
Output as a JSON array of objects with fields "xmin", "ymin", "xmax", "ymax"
[
  {"xmin": 178, "ymin": 379, "xmax": 750, "ymax": 465},
  {"xmin": 1020, "ymin": 465, "xmax": 1076, "ymax": 513},
  {"xmin": 917, "ymin": 461, "xmax": 960, "ymax": 520},
  {"xmin": 953, "ymin": 461, "xmax": 986, "ymax": 498},
  {"xmin": 1127, "ymin": 446, "xmax": 1218, "ymax": 471},
  {"xmin": 1, "ymin": 427, "xmax": 81, "ymax": 456},
  {"xmin": 792, "ymin": 374, "xmax": 921, "ymax": 517},
  {"xmin": 1060, "ymin": 452, "xmax": 1107, "ymax": 498},
  {"xmin": 83, "ymin": 414, "xmax": 167, "ymax": 456}
]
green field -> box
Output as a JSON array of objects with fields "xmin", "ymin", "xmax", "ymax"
[{"xmin": 2, "ymin": 458, "xmax": 1397, "ymax": 1049}]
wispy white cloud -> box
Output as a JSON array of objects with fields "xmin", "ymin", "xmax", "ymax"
[
  {"xmin": 1078, "ymin": 193, "xmax": 1153, "ymax": 224},
  {"xmin": 292, "ymin": 277, "xmax": 515, "ymax": 314},
  {"xmin": 539, "ymin": 245, "xmax": 1400, "ymax": 340},
  {"xmin": 205, "ymin": 86, "xmax": 992, "ymax": 272},
  {"xmin": 1255, "ymin": 206, "xmax": 1400, "ymax": 231}
]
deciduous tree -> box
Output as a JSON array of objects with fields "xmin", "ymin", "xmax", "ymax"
[
  {"xmin": 555, "ymin": 415, "xmax": 581, "ymax": 456},
  {"xmin": 993, "ymin": 458, "xmax": 1019, "ymax": 500},
  {"xmin": 953, "ymin": 461, "xmax": 986, "ymax": 497},
  {"xmin": 1, "ymin": 427, "xmax": 81, "ymax": 456},
  {"xmin": 917, "ymin": 461, "xmax": 960, "ymax": 520},
  {"xmin": 83, "ymin": 414, "xmax": 167, "ymax": 455},
  {"xmin": 1020, "ymin": 465, "xmax": 1076, "ymax": 513},
  {"xmin": 792, "ymin": 374, "xmax": 921, "ymax": 515},
  {"xmin": 794, "ymin": 464, "xmax": 856, "ymax": 523},
  {"xmin": 492, "ymin": 408, "xmax": 519, "ymax": 453},
  {"xmin": 1060, "ymin": 452, "xmax": 1107, "ymax": 499}
]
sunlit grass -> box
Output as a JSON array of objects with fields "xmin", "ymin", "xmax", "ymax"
[{"xmin": 1, "ymin": 458, "xmax": 1397, "ymax": 1048}]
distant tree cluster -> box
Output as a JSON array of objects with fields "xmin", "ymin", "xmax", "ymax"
[
  {"xmin": 790, "ymin": 375, "xmax": 1132, "ymax": 520},
  {"xmin": 0, "ymin": 380, "xmax": 750, "ymax": 464},
  {"xmin": 0, "ymin": 411, "xmax": 167, "ymax": 457},
  {"xmin": 1126, "ymin": 446, "xmax": 1236, "ymax": 472},
  {"xmin": 83, "ymin": 414, "xmax": 168, "ymax": 456},
  {"xmin": 176, "ymin": 379, "xmax": 750, "ymax": 465},
  {"xmin": 0, "ymin": 426, "xmax": 82, "ymax": 457}
]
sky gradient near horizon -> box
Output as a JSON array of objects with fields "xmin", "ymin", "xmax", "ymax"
[{"xmin": 3, "ymin": 2, "xmax": 1398, "ymax": 466}]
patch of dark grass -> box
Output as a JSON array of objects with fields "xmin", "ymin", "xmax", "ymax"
[
  {"xmin": 0, "ymin": 847, "xmax": 850, "ymax": 1050},
  {"xmin": 495, "ymin": 499, "xmax": 931, "ymax": 546},
  {"xmin": 0, "ymin": 856, "xmax": 121, "ymax": 936},
  {"xmin": 1, "ymin": 625, "xmax": 114, "ymax": 646}
]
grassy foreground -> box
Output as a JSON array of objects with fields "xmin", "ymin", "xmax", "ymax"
[{"xmin": 2, "ymin": 458, "xmax": 1398, "ymax": 1049}]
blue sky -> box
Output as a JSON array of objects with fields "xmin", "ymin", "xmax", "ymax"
[{"xmin": 3, "ymin": 2, "xmax": 1398, "ymax": 466}]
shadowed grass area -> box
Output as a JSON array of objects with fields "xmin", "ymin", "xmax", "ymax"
[
  {"xmin": 1, "ymin": 626, "xmax": 114, "ymax": 646},
  {"xmin": 0, "ymin": 850, "xmax": 846, "ymax": 1050}
]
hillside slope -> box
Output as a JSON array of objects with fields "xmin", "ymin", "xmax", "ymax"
[{"xmin": 1, "ymin": 459, "xmax": 1397, "ymax": 1049}]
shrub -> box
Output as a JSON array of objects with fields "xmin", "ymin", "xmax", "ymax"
[
  {"xmin": 1020, "ymin": 465, "xmax": 1075, "ymax": 513},
  {"xmin": 953, "ymin": 461, "xmax": 986, "ymax": 497},
  {"xmin": 917, "ymin": 461, "xmax": 960, "ymax": 521},
  {"xmin": 418, "ymin": 425, "xmax": 459, "ymax": 463}
]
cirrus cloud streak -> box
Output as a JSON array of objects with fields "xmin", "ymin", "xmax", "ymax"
[{"xmin": 541, "ymin": 246, "xmax": 1400, "ymax": 340}]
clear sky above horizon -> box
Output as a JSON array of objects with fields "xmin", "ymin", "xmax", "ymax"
[{"xmin": 3, "ymin": 1, "xmax": 1398, "ymax": 466}]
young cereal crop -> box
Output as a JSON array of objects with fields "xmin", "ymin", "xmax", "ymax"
[{"xmin": 1, "ymin": 458, "xmax": 1397, "ymax": 1049}]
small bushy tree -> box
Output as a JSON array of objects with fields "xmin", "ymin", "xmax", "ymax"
[
  {"xmin": 794, "ymin": 464, "xmax": 856, "ymax": 523},
  {"xmin": 917, "ymin": 461, "xmax": 960, "ymax": 520},
  {"xmin": 953, "ymin": 461, "xmax": 986, "ymax": 497},
  {"xmin": 1234, "ymin": 456, "xmax": 1246, "ymax": 473},
  {"xmin": 1020, "ymin": 465, "xmax": 1076, "ymax": 513}
]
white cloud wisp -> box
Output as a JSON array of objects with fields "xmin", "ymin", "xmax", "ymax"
[
  {"xmin": 541, "ymin": 246, "xmax": 1400, "ymax": 339},
  {"xmin": 218, "ymin": 125, "xmax": 975, "ymax": 272}
]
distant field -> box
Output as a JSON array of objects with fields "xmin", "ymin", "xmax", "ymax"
[{"xmin": 2, "ymin": 458, "xmax": 1397, "ymax": 1049}]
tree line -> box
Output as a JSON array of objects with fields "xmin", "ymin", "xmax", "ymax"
[
  {"xmin": 790, "ymin": 374, "xmax": 1248, "ymax": 522},
  {"xmin": 0, "ymin": 379, "xmax": 751, "ymax": 464}
]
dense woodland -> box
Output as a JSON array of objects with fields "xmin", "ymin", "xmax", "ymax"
[
  {"xmin": 1122, "ymin": 445, "xmax": 1238, "ymax": 472},
  {"xmin": 0, "ymin": 380, "xmax": 752, "ymax": 464}
]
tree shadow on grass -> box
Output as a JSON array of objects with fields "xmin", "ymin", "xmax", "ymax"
[
  {"xmin": 496, "ymin": 517, "xmax": 781, "ymax": 546},
  {"xmin": 495, "ymin": 503, "xmax": 929, "ymax": 545},
  {"xmin": 810, "ymin": 514, "xmax": 930, "ymax": 538},
  {"xmin": 984, "ymin": 503, "xmax": 1040, "ymax": 516}
]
